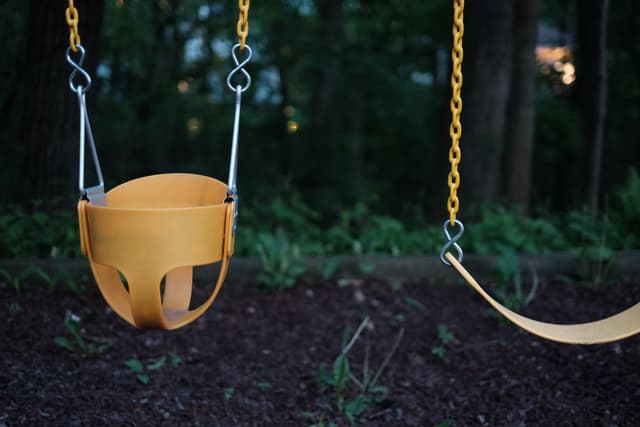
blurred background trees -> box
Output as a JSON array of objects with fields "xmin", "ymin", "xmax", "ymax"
[{"xmin": 0, "ymin": 0, "xmax": 638, "ymax": 226}]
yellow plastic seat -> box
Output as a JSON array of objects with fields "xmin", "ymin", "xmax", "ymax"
[
  {"xmin": 64, "ymin": 2, "xmax": 252, "ymax": 331},
  {"xmin": 77, "ymin": 173, "xmax": 235, "ymax": 330}
]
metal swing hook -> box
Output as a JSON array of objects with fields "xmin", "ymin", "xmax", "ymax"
[
  {"xmin": 440, "ymin": 219, "xmax": 465, "ymax": 266},
  {"xmin": 225, "ymin": 44, "xmax": 252, "ymax": 233},
  {"xmin": 66, "ymin": 45, "xmax": 92, "ymax": 93},
  {"xmin": 66, "ymin": 45, "xmax": 106, "ymax": 206}
]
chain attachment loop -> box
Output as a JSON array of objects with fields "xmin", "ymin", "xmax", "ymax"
[
  {"xmin": 439, "ymin": 219, "xmax": 464, "ymax": 266},
  {"xmin": 66, "ymin": 45, "xmax": 92, "ymax": 93},
  {"xmin": 226, "ymin": 44, "xmax": 253, "ymax": 93}
]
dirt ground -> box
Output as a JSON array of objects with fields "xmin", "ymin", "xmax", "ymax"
[{"xmin": 1, "ymin": 263, "xmax": 639, "ymax": 426}]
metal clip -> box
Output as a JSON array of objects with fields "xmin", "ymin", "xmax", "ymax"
[
  {"xmin": 75, "ymin": 84, "xmax": 105, "ymax": 206},
  {"xmin": 225, "ymin": 44, "xmax": 252, "ymax": 234},
  {"xmin": 440, "ymin": 219, "xmax": 464, "ymax": 266},
  {"xmin": 66, "ymin": 45, "xmax": 92, "ymax": 93}
]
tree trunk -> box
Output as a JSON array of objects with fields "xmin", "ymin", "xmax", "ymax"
[
  {"xmin": 505, "ymin": 0, "xmax": 539, "ymax": 214},
  {"xmin": 297, "ymin": 0, "xmax": 350, "ymax": 209},
  {"xmin": 11, "ymin": 0, "xmax": 104, "ymax": 207},
  {"xmin": 315, "ymin": 0, "xmax": 346, "ymax": 131},
  {"xmin": 578, "ymin": 0, "xmax": 609, "ymax": 214},
  {"xmin": 459, "ymin": 0, "xmax": 514, "ymax": 212}
]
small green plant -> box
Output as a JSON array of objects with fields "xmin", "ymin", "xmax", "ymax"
[
  {"xmin": 322, "ymin": 257, "xmax": 342, "ymax": 280},
  {"xmin": 0, "ymin": 268, "xmax": 17, "ymax": 295},
  {"xmin": 389, "ymin": 280, "xmax": 404, "ymax": 292},
  {"xmin": 568, "ymin": 210, "xmax": 615, "ymax": 287},
  {"xmin": 256, "ymin": 229, "xmax": 306, "ymax": 291},
  {"xmin": 54, "ymin": 270, "xmax": 86, "ymax": 295},
  {"xmin": 612, "ymin": 168, "xmax": 640, "ymax": 248},
  {"xmin": 24, "ymin": 265, "xmax": 56, "ymax": 291},
  {"xmin": 404, "ymin": 297, "xmax": 426, "ymax": 311},
  {"xmin": 316, "ymin": 317, "xmax": 403, "ymax": 425},
  {"xmin": 0, "ymin": 205, "xmax": 80, "ymax": 258},
  {"xmin": 357, "ymin": 262, "xmax": 375, "ymax": 275},
  {"xmin": 431, "ymin": 324, "xmax": 455, "ymax": 358},
  {"xmin": 224, "ymin": 387, "xmax": 235, "ymax": 400},
  {"xmin": 256, "ymin": 381, "xmax": 271, "ymax": 391},
  {"xmin": 166, "ymin": 351, "xmax": 183, "ymax": 367},
  {"xmin": 124, "ymin": 359, "xmax": 150, "ymax": 384},
  {"xmin": 302, "ymin": 411, "xmax": 338, "ymax": 427},
  {"xmin": 0, "ymin": 265, "xmax": 54, "ymax": 296},
  {"xmin": 123, "ymin": 352, "xmax": 183, "ymax": 384},
  {"xmin": 54, "ymin": 313, "xmax": 112, "ymax": 356},
  {"xmin": 493, "ymin": 248, "xmax": 538, "ymax": 314}
]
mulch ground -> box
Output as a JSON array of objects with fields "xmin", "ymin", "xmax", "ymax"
[{"xmin": 1, "ymin": 263, "xmax": 639, "ymax": 426}]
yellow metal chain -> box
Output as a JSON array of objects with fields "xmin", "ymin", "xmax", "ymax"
[
  {"xmin": 447, "ymin": 0, "xmax": 464, "ymax": 225},
  {"xmin": 237, "ymin": 0, "xmax": 250, "ymax": 50},
  {"xmin": 65, "ymin": 0, "xmax": 81, "ymax": 52}
]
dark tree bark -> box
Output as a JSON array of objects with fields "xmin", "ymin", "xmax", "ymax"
[
  {"xmin": 11, "ymin": 0, "xmax": 104, "ymax": 207},
  {"xmin": 505, "ymin": 0, "xmax": 539, "ymax": 214},
  {"xmin": 459, "ymin": 0, "xmax": 514, "ymax": 211},
  {"xmin": 577, "ymin": 0, "xmax": 609, "ymax": 214},
  {"xmin": 297, "ymin": 0, "xmax": 352, "ymax": 208},
  {"xmin": 315, "ymin": 0, "xmax": 346, "ymax": 132}
]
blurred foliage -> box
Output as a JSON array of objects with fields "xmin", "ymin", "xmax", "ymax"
[
  {"xmin": 0, "ymin": 205, "xmax": 81, "ymax": 258},
  {"xmin": 2, "ymin": 168, "xmax": 637, "ymax": 259},
  {"xmin": 0, "ymin": 1, "xmax": 638, "ymax": 256}
]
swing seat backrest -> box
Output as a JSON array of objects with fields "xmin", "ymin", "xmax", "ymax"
[{"xmin": 78, "ymin": 173, "xmax": 235, "ymax": 330}]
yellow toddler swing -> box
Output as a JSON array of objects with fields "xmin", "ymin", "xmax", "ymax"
[
  {"xmin": 439, "ymin": 0, "xmax": 640, "ymax": 344},
  {"xmin": 65, "ymin": 0, "xmax": 252, "ymax": 330}
]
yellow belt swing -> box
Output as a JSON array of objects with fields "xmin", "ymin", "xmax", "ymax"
[
  {"xmin": 440, "ymin": 0, "xmax": 640, "ymax": 344},
  {"xmin": 65, "ymin": 0, "xmax": 252, "ymax": 330}
]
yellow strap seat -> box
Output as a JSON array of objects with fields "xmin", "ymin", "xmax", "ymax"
[
  {"xmin": 77, "ymin": 173, "xmax": 235, "ymax": 330},
  {"xmin": 446, "ymin": 253, "xmax": 640, "ymax": 344}
]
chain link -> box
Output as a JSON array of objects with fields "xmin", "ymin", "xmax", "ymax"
[
  {"xmin": 236, "ymin": 0, "xmax": 250, "ymax": 50},
  {"xmin": 447, "ymin": 0, "xmax": 464, "ymax": 225},
  {"xmin": 65, "ymin": 0, "xmax": 81, "ymax": 52}
]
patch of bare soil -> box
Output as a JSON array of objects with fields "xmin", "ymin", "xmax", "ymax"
[{"xmin": 2, "ymin": 269, "xmax": 639, "ymax": 426}]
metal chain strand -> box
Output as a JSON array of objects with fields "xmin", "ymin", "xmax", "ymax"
[
  {"xmin": 447, "ymin": 0, "xmax": 464, "ymax": 226},
  {"xmin": 65, "ymin": 0, "xmax": 81, "ymax": 52},
  {"xmin": 236, "ymin": 0, "xmax": 250, "ymax": 50},
  {"xmin": 440, "ymin": 0, "xmax": 465, "ymax": 266}
]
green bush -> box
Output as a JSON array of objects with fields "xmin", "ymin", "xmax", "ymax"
[
  {"xmin": 255, "ymin": 229, "xmax": 306, "ymax": 291},
  {"xmin": 1, "ymin": 183, "xmax": 638, "ymax": 260},
  {"xmin": 611, "ymin": 168, "xmax": 640, "ymax": 248},
  {"xmin": 0, "ymin": 206, "xmax": 80, "ymax": 258}
]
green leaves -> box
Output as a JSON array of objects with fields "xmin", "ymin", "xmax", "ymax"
[
  {"xmin": 124, "ymin": 359, "xmax": 149, "ymax": 385},
  {"xmin": 224, "ymin": 387, "xmax": 235, "ymax": 400},
  {"xmin": 256, "ymin": 229, "xmax": 307, "ymax": 291},
  {"xmin": 53, "ymin": 315, "xmax": 112, "ymax": 356},
  {"xmin": 315, "ymin": 319, "xmax": 402, "ymax": 425},
  {"xmin": 432, "ymin": 324, "xmax": 455, "ymax": 359},
  {"xmin": 344, "ymin": 394, "xmax": 371, "ymax": 424},
  {"xmin": 332, "ymin": 355, "xmax": 349, "ymax": 409},
  {"xmin": 123, "ymin": 352, "xmax": 183, "ymax": 385},
  {"xmin": 53, "ymin": 336, "xmax": 74, "ymax": 352},
  {"xmin": 0, "ymin": 206, "xmax": 80, "ymax": 258},
  {"xmin": 493, "ymin": 248, "xmax": 538, "ymax": 314}
]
